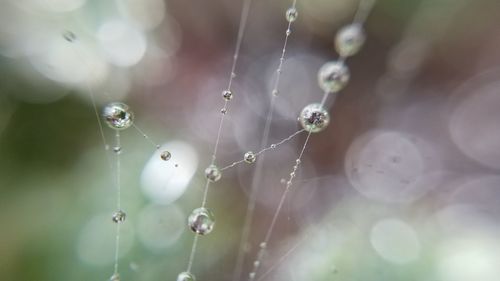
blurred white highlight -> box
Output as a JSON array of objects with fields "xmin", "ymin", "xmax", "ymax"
[
  {"xmin": 97, "ymin": 20, "xmax": 147, "ymax": 67},
  {"xmin": 370, "ymin": 218, "xmax": 420, "ymax": 264},
  {"xmin": 140, "ymin": 141, "xmax": 198, "ymax": 205}
]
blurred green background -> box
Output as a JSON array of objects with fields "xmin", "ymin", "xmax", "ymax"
[{"xmin": 1, "ymin": 0, "xmax": 500, "ymax": 281}]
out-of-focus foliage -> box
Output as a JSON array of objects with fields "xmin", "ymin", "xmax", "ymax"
[{"xmin": 1, "ymin": 0, "xmax": 500, "ymax": 281}]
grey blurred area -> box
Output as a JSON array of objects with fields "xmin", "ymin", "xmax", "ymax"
[{"xmin": 1, "ymin": 0, "xmax": 500, "ymax": 281}]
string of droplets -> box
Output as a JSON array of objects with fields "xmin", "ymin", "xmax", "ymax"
[
  {"xmin": 232, "ymin": 3, "xmax": 299, "ymax": 279},
  {"xmin": 245, "ymin": 1, "xmax": 376, "ymax": 280},
  {"xmin": 62, "ymin": 0, "xmax": 373, "ymax": 279},
  {"xmin": 176, "ymin": 0, "xmax": 255, "ymax": 280},
  {"xmin": 63, "ymin": 32, "xmax": 172, "ymax": 281}
]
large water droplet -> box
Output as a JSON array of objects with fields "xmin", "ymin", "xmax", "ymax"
[
  {"xmin": 103, "ymin": 102, "xmax": 134, "ymax": 130},
  {"xmin": 188, "ymin": 207, "xmax": 215, "ymax": 235}
]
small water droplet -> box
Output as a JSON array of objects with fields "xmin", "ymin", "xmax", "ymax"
[
  {"xmin": 285, "ymin": 7, "xmax": 298, "ymax": 22},
  {"xmin": 249, "ymin": 272, "xmax": 256, "ymax": 279},
  {"xmin": 103, "ymin": 102, "xmax": 134, "ymax": 130},
  {"xmin": 221, "ymin": 108, "xmax": 227, "ymax": 114},
  {"xmin": 259, "ymin": 242, "xmax": 267, "ymax": 249},
  {"xmin": 244, "ymin": 151, "xmax": 256, "ymax": 164},
  {"xmin": 176, "ymin": 271, "xmax": 195, "ymax": 281},
  {"xmin": 222, "ymin": 90, "xmax": 233, "ymax": 101},
  {"xmin": 317, "ymin": 61, "xmax": 350, "ymax": 93},
  {"xmin": 335, "ymin": 23, "xmax": 366, "ymax": 57},
  {"xmin": 160, "ymin": 151, "xmax": 171, "ymax": 161},
  {"xmin": 113, "ymin": 146, "xmax": 122, "ymax": 154},
  {"xmin": 205, "ymin": 165, "xmax": 222, "ymax": 182},
  {"xmin": 112, "ymin": 210, "xmax": 126, "ymax": 223}
]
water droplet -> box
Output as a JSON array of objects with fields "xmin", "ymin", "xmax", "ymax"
[
  {"xmin": 299, "ymin": 103, "xmax": 330, "ymax": 133},
  {"xmin": 280, "ymin": 178, "xmax": 286, "ymax": 184},
  {"xmin": 160, "ymin": 151, "xmax": 171, "ymax": 161},
  {"xmin": 188, "ymin": 207, "xmax": 215, "ymax": 235},
  {"xmin": 317, "ymin": 61, "xmax": 350, "ymax": 93},
  {"xmin": 335, "ymin": 23, "xmax": 366, "ymax": 57},
  {"xmin": 259, "ymin": 242, "xmax": 267, "ymax": 249},
  {"xmin": 177, "ymin": 271, "xmax": 196, "ymax": 281},
  {"xmin": 253, "ymin": 260, "xmax": 260, "ymax": 267},
  {"xmin": 272, "ymin": 89, "xmax": 278, "ymax": 96},
  {"xmin": 249, "ymin": 272, "xmax": 256, "ymax": 279},
  {"xmin": 221, "ymin": 108, "xmax": 227, "ymax": 114},
  {"xmin": 244, "ymin": 151, "xmax": 256, "ymax": 164},
  {"xmin": 62, "ymin": 30, "xmax": 76, "ymax": 42},
  {"xmin": 113, "ymin": 146, "xmax": 122, "ymax": 154},
  {"xmin": 103, "ymin": 102, "xmax": 134, "ymax": 130},
  {"xmin": 295, "ymin": 159, "xmax": 301, "ymax": 165},
  {"xmin": 222, "ymin": 90, "xmax": 233, "ymax": 101},
  {"xmin": 286, "ymin": 29, "xmax": 291, "ymax": 36},
  {"xmin": 155, "ymin": 144, "xmax": 161, "ymax": 149},
  {"xmin": 109, "ymin": 273, "xmax": 120, "ymax": 281},
  {"xmin": 174, "ymin": 164, "xmax": 179, "ymax": 167},
  {"xmin": 290, "ymin": 172, "xmax": 295, "ymax": 178},
  {"xmin": 270, "ymin": 144, "xmax": 276, "ymax": 149},
  {"xmin": 285, "ymin": 7, "xmax": 298, "ymax": 22},
  {"xmin": 112, "ymin": 210, "xmax": 126, "ymax": 223},
  {"xmin": 205, "ymin": 165, "xmax": 222, "ymax": 182}
]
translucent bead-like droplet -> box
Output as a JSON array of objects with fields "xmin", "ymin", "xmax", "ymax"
[
  {"xmin": 317, "ymin": 61, "xmax": 350, "ymax": 93},
  {"xmin": 299, "ymin": 103, "xmax": 330, "ymax": 133},
  {"xmin": 112, "ymin": 210, "xmax": 126, "ymax": 223},
  {"xmin": 259, "ymin": 242, "xmax": 267, "ymax": 249},
  {"xmin": 286, "ymin": 7, "xmax": 298, "ymax": 22},
  {"xmin": 109, "ymin": 273, "xmax": 120, "ymax": 281},
  {"xmin": 160, "ymin": 151, "xmax": 171, "ymax": 161},
  {"xmin": 335, "ymin": 23, "xmax": 366, "ymax": 57},
  {"xmin": 188, "ymin": 207, "xmax": 215, "ymax": 235},
  {"xmin": 205, "ymin": 164, "xmax": 222, "ymax": 182},
  {"xmin": 113, "ymin": 146, "xmax": 122, "ymax": 154},
  {"xmin": 177, "ymin": 271, "xmax": 196, "ymax": 281},
  {"xmin": 222, "ymin": 90, "xmax": 233, "ymax": 101},
  {"xmin": 103, "ymin": 102, "xmax": 134, "ymax": 130},
  {"xmin": 62, "ymin": 30, "xmax": 76, "ymax": 42},
  {"xmin": 244, "ymin": 151, "xmax": 256, "ymax": 164}
]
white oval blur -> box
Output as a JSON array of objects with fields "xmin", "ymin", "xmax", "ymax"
[
  {"xmin": 449, "ymin": 71, "xmax": 500, "ymax": 170},
  {"xmin": 140, "ymin": 141, "xmax": 198, "ymax": 205},
  {"xmin": 345, "ymin": 130, "xmax": 429, "ymax": 203},
  {"xmin": 97, "ymin": 20, "xmax": 146, "ymax": 67},
  {"xmin": 370, "ymin": 218, "xmax": 420, "ymax": 264}
]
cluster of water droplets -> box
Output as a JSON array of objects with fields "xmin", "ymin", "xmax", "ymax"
[{"xmin": 79, "ymin": 1, "xmax": 371, "ymax": 280}]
